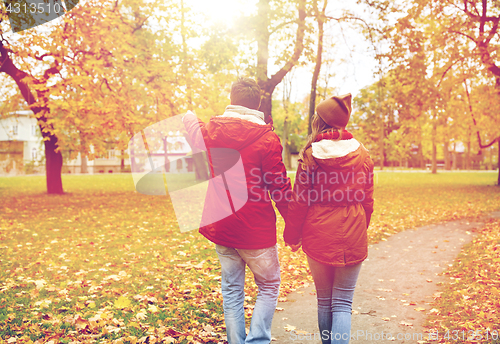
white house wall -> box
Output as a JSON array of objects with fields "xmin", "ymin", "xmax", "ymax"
[
  {"xmin": 0, "ymin": 112, "xmax": 41, "ymax": 161},
  {"xmin": 1, "ymin": 113, "xmax": 194, "ymax": 174}
]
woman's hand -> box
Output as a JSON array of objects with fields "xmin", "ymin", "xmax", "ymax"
[{"xmin": 286, "ymin": 239, "xmax": 302, "ymax": 252}]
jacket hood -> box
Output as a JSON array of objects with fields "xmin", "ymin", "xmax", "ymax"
[
  {"xmin": 202, "ymin": 106, "xmax": 272, "ymax": 150},
  {"xmin": 220, "ymin": 105, "xmax": 266, "ymax": 124},
  {"xmin": 305, "ymin": 138, "xmax": 368, "ymax": 172}
]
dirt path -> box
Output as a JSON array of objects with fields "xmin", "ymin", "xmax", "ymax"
[{"xmin": 270, "ymin": 214, "xmax": 500, "ymax": 343}]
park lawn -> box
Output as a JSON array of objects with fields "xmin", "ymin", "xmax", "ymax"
[
  {"xmin": 0, "ymin": 172, "xmax": 499, "ymax": 343},
  {"xmin": 424, "ymin": 218, "xmax": 500, "ymax": 344}
]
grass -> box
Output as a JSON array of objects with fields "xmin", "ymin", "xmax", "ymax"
[
  {"xmin": 360, "ymin": 172, "xmax": 500, "ymax": 243},
  {"xmin": 0, "ymin": 172, "xmax": 499, "ymax": 343},
  {"xmin": 424, "ymin": 219, "xmax": 500, "ymax": 344}
]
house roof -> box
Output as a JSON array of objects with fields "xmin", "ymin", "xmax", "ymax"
[{"xmin": 1, "ymin": 110, "xmax": 34, "ymax": 117}]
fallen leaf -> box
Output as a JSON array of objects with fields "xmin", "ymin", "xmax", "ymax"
[
  {"xmin": 147, "ymin": 304, "xmax": 159, "ymax": 313},
  {"xmin": 114, "ymin": 296, "xmax": 131, "ymax": 309}
]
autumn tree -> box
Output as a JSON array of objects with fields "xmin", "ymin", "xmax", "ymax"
[
  {"xmin": 434, "ymin": 0, "xmax": 500, "ymax": 183},
  {"xmin": 363, "ymin": 0, "xmax": 500, "ymax": 181},
  {"xmin": 0, "ymin": 0, "xmax": 188, "ymax": 193},
  {"xmin": 352, "ymin": 77, "xmax": 400, "ymax": 169},
  {"xmin": 273, "ymin": 72, "xmax": 309, "ymax": 170}
]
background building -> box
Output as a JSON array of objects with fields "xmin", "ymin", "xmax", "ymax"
[
  {"xmin": 0, "ymin": 110, "xmax": 41, "ymax": 175},
  {"xmin": 0, "ymin": 109, "xmax": 193, "ymax": 175}
]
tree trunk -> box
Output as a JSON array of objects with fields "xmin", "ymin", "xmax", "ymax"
[
  {"xmin": 281, "ymin": 116, "xmax": 291, "ymax": 170},
  {"xmin": 487, "ymin": 146, "xmax": 493, "ymax": 170},
  {"xmin": 452, "ymin": 143, "xmax": 457, "ymax": 170},
  {"xmin": 444, "ymin": 141, "xmax": 451, "ymax": 170},
  {"xmin": 180, "ymin": 0, "xmax": 192, "ymax": 107},
  {"xmin": 285, "ymin": 147, "xmax": 291, "ymax": 170},
  {"xmin": 281, "ymin": 65, "xmax": 295, "ymax": 171},
  {"xmin": 163, "ymin": 138, "xmax": 170, "ymax": 173},
  {"xmin": 192, "ymin": 153, "xmax": 208, "ymax": 181},
  {"xmin": 376, "ymin": 78, "xmax": 385, "ymax": 170},
  {"xmin": 130, "ymin": 136, "xmax": 136, "ymax": 172},
  {"xmin": 418, "ymin": 143, "xmax": 425, "ymax": 170},
  {"xmin": 256, "ymin": 0, "xmax": 306, "ymax": 124},
  {"xmin": 81, "ymin": 153, "xmax": 88, "ymax": 173},
  {"xmin": 256, "ymin": 0, "xmax": 272, "ymax": 123},
  {"xmin": 431, "ymin": 142, "xmax": 437, "ymax": 174},
  {"xmin": 120, "ymin": 150, "xmax": 125, "ymax": 172},
  {"xmin": 378, "ymin": 116, "xmax": 385, "ymax": 170},
  {"xmin": 379, "ymin": 137, "xmax": 385, "ymax": 170},
  {"xmin": 466, "ymin": 135, "xmax": 471, "ymax": 170},
  {"xmin": 259, "ymin": 91, "xmax": 274, "ymax": 125},
  {"xmin": 431, "ymin": 120, "xmax": 437, "ymax": 174},
  {"xmin": 0, "ymin": 41, "xmax": 64, "ymax": 194},
  {"xmin": 44, "ymin": 135, "xmax": 64, "ymax": 194},
  {"xmin": 464, "ymin": 78, "xmax": 499, "ymax": 177},
  {"xmin": 308, "ymin": 0, "xmax": 326, "ymax": 135},
  {"xmin": 183, "ymin": 133, "xmax": 209, "ymax": 181}
]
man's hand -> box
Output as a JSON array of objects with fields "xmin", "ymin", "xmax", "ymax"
[{"xmin": 285, "ymin": 239, "xmax": 302, "ymax": 252}]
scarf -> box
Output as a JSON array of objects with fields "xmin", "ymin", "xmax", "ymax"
[{"xmin": 314, "ymin": 130, "xmax": 353, "ymax": 142}]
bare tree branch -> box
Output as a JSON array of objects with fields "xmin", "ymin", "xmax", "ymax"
[
  {"xmin": 269, "ymin": 20, "xmax": 297, "ymax": 35},
  {"xmin": 463, "ymin": 79, "xmax": 500, "ymax": 149},
  {"xmin": 267, "ymin": 0, "xmax": 306, "ymax": 89},
  {"xmin": 449, "ymin": 29, "xmax": 477, "ymax": 42},
  {"xmin": 436, "ymin": 55, "xmax": 467, "ymax": 88}
]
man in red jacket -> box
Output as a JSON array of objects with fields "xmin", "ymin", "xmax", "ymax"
[{"xmin": 183, "ymin": 77, "xmax": 291, "ymax": 344}]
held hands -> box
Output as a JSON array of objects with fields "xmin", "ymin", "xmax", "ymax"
[{"xmin": 285, "ymin": 239, "xmax": 302, "ymax": 252}]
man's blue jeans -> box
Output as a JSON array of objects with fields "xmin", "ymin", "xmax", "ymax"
[
  {"xmin": 307, "ymin": 256, "xmax": 362, "ymax": 344},
  {"xmin": 216, "ymin": 244, "xmax": 281, "ymax": 344}
]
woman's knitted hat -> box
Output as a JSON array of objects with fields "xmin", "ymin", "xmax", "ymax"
[{"xmin": 316, "ymin": 94, "xmax": 352, "ymax": 128}]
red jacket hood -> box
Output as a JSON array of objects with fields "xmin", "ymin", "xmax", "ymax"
[
  {"xmin": 202, "ymin": 117, "xmax": 274, "ymax": 150},
  {"xmin": 303, "ymin": 138, "xmax": 368, "ymax": 173}
]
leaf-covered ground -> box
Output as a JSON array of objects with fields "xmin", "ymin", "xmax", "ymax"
[
  {"xmin": 425, "ymin": 218, "xmax": 500, "ymax": 344},
  {"xmin": 0, "ymin": 172, "xmax": 499, "ymax": 343}
]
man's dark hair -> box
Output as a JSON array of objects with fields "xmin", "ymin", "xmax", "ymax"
[{"xmin": 230, "ymin": 77, "xmax": 261, "ymax": 110}]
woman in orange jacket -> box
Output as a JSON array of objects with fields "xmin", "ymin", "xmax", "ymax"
[{"xmin": 284, "ymin": 94, "xmax": 374, "ymax": 344}]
